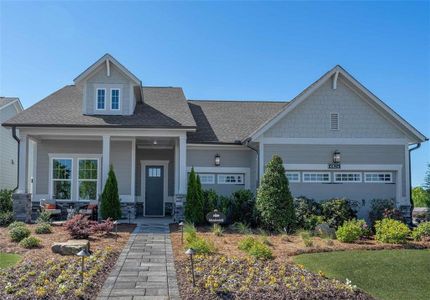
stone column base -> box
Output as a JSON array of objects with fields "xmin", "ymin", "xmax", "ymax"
[{"xmin": 12, "ymin": 193, "xmax": 32, "ymax": 223}]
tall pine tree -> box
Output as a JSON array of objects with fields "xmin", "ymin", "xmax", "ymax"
[
  {"xmin": 100, "ymin": 165, "xmax": 122, "ymax": 220},
  {"xmin": 256, "ymin": 155, "xmax": 295, "ymax": 232},
  {"xmin": 184, "ymin": 167, "xmax": 204, "ymax": 224}
]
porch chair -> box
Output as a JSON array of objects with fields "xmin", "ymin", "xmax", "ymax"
[{"xmin": 39, "ymin": 199, "xmax": 62, "ymax": 219}]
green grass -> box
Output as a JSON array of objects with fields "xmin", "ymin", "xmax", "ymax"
[
  {"xmin": 0, "ymin": 253, "xmax": 21, "ymax": 269},
  {"xmin": 293, "ymin": 249, "xmax": 430, "ymax": 300}
]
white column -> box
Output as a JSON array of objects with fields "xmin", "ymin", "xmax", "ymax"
[
  {"xmin": 178, "ymin": 134, "xmax": 187, "ymax": 194},
  {"xmin": 258, "ymin": 141, "xmax": 264, "ymax": 181},
  {"xmin": 174, "ymin": 138, "xmax": 179, "ymax": 194},
  {"xmin": 131, "ymin": 138, "xmax": 136, "ymax": 202},
  {"xmin": 102, "ymin": 135, "xmax": 111, "ymax": 188},
  {"xmin": 18, "ymin": 134, "xmax": 29, "ymax": 193}
]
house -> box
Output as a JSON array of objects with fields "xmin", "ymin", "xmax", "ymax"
[
  {"xmin": 2, "ymin": 54, "xmax": 427, "ymax": 220},
  {"xmin": 0, "ymin": 97, "xmax": 23, "ymax": 190}
]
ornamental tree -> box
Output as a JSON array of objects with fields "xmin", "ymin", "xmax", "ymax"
[
  {"xmin": 256, "ymin": 155, "xmax": 295, "ymax": 232},
  {"xmin": 100, "ymin": 165, "xmax": 122, "ymax": 220},
  {"xmin": 185, "ymin": 167, "xmax": 204, "ymax": 224}
]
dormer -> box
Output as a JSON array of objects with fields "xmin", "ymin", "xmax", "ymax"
[{"xmin": 74, "ymin": 54, "xmax": 142, "ymax": 116}]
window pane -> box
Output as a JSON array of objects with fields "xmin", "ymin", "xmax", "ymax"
[
  {"xmin": 111, "ymin": 89, "xmax": 120, "ymax": 110},
  {"xmin": 79, "ymin": 181, "xmax": 97, "ymax": 200},
  {"xmin": 53, "ymin": 181, "xmax": 71, "ymax": 199},
  {"xmin": 53, "ymin": 159, "xmax": 72, "ymax": 179},
  {"xmin": 79, "ymin": 160, "xmax": 98, "ymax": 179},
  {"xmin": 97, "ymin": 89, "xmax": 105, "ymax": 109}
]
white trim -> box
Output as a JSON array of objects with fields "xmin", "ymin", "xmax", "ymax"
[
  {"xmin": 141, "ymin": 160, "xmax": 169, "ymax": 217},
  {"xmin": 95, "ymin": 88, "xmax": 106, "ymax": 111},
  {"xmin": 187, "ymin": 167, "xmax": 251, "ymax": 189},
  {"xmin": 18, "ymin": 134, "xmax": 28, "ymax": 193},
  {"xmin": 217, "ymin": 173, "xmax": 245, "ymax": 185},
  {"xmin": 187, "ymin": 144, "xmax": 250, "ymax": 151},
  {"xmin": 332, "ymin": 71, "xmax": 339, "ymax": 89},
  {"xmin": 77, "ymin": 158, "xmax": 100, "ymax": 201},
  {"xmin": 174, "ymin": 138, "xmax": 179, "ymax": 194},
  {"xmin": 49, "ymin": 157, "xmax": 73, "ymax": 201},
  {"xmin": 333, "ymin": 172, "xmax": 362, "ymax": 183},
  {"xmin": 179, "ymin": 135, "xmax": 187, "ymax": 194},
  {"xmin": 364, "ymin": 172, "xmax": 393, "ymax": 183},
  {"xmin": 131, "ymin": 138, "xmax": 136, "ymax": 202},
  {"xmin": 302, "ymin": 172, "xmax": 331, "ymax": 183},
  {"xmin": 261, "ymin": 137, "xmax": 409, "ymax": 145},
  {"xmin": 102, "ymin": 135, "xmax": 110, "ymax": 188},
  {"xmin": 405, "ymin": 144, "xmax": 410, "ymax": 200},
  {"xmin": 110, "ymin": 88, "xmax": 121, "ymax": 110},
  {"xmin": 0, "ymin": 98, "xmax": 23, "ymax": 112},
  {"xmin": 283, "ymin": 163, "xmax": 403, "ymax": 171},
  {"xmin": 106, "ymin": 58, "xmax": 110, "ymax": 77},
  {"xmin": 285, "ymin": 171, "xmax": 300, "ymax": 183},
  {"xmin": 137, "ymin": 145, "xmax": 174, "ymax": 150},
  {"xmin": 197, "ymin": 173, "xmax": 215, "ymax": 184}
]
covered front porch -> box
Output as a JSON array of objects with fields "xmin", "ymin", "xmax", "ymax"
[{"xmin": 16, "ymin": 128, "xmax": 188, "ymax": 220}]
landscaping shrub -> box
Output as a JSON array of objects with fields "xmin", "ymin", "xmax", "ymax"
[
  {"xmin": 19, "ymin": 236, "xmax": 41, "ymax": 249},
  {"xmin": 0, "ymin": 189, "xmax": 13, "ymax": 212},
  {"xmin": 411, "ymin": 222, "xmax": 430, "ymax": 241},
  {"xmin": 35, "ymin": 223, "xmax": 52, "ymax": 234},
  {"xmin": 211, "ymin": 224, "xmax": 223, "ymax": 236},
  {"xmin": 321, "ymin": 198, "xmax": 357, "ymax": 229},
  {"xmin": 369, "ymin": 198, "xmax": 395, "ymax": 226},
  {"xmin": 218, "ymin": 195, "xmax": 232, "ymax": 221},
  {"xmin": 238, "ymin": 236, "xmax": 273, "ymax": 259},
  {"xmin": 374, "ymin": 218, "xmax": 410, "ymax": 244},
  {"xmin": 202, "ymin": 189, "xmax": 218, "ymax": 219},
  {"xmin": 256, "ymin": 155, "xmax": 295, "ymax": 232},
  {"xmin": 187, "ymin": 236, "xmax": 216, "ymax": 254},
  {"xmin": 412, "ymin": 186, "xmax": 430, "ymax": 208},
  {"xmin": 184, "ymin": 222, "xmax": 197, "ymax": 244},
  {"xmin": 8, "ymin": 221, "xmax": 26, "ymax": 229},
  {"xmin": 0, "ymin": 211, "xmax": 14, "ymax": 227},
  {"xmin": 336, "ymin": 219, "xmax": 367, "ymax": 243},
  {"xmin": 185, "ymin": 168, "xmax": 204, "ymax": 224},
  {"xmin": 9, "ymin": 226, "xmax": 31, "ymax": 242},
  {"xmin": 94, "ymin": 218, "xmax": 114, "ymax": 235},
  {"xmin": 100, "ymin": 165, "xmax": 121, "ymax": 220},
  {"xmin": 299, "ymin": 231, "xmax": 313, "ymax": 247},
  {"xmin": 64, "ymin": 214, "xmax": 97, "ymax": 239},
  {"xmin": 294, "ymin": 196, "xmax": 322, "ymax": 230},
  {"xmin": 230, "ymin": 189, "xmax": 255, "ymax": 224},
  {"xmin": 36, "ymin": 211, "xmax": 52, "ymax": 224},
  {"xmin": 238, "ymin": 236, "xmax": 256, "ymax": 251},
  {"xmin": 232, "ymin": 222, "xmax": 252, "ymax": 234}
]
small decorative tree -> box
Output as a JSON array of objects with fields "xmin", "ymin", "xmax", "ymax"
[
  {"xmin": 185, "ymin": 167, "xmax": 204, "ymax": 224},
  {"xmin": 100, "ymin": 165, "xmax": 122, "ymax": 220},
  {"xmin": 256, "ymin": 155, "xmax": 295, "ymax": 232}
]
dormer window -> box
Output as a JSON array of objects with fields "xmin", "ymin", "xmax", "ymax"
[
  {"xmin": 96, "ymin": 88, "xmax": 106, "ymax": 110},
  {"xmin": 111, "ymin": 89, "xmax": 120, "ymax": 110}
]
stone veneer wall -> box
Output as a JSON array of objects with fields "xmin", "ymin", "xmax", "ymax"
[{"xmin": 12, "ymin": 193, "xmax": 32, "ymax": 222}]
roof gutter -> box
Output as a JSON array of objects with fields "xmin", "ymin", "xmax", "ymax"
[
  {"xmin": 12, "ymin": 126, "xmax": 20, "ymax": 192},
  {"xmin": 408, "ymin": 142, "xmax": 421, "ymax": 225},
  {"xmin": 244, "ymin": 138, "xmax": 260, "ymax": 188}
]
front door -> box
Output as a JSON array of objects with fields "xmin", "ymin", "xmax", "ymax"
[{"xmin": 145, "ymin": 165, "xmax": 164, "ymax": 216}]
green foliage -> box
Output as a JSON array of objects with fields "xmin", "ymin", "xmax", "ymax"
[
  {"xmin": 218, "ymin": 195, "xmax": 231, "ymax": 219},
  {"xmin": 0, "ymin": 189, "xmax": 13, "ymax": 212},
  {"xmin": 375, "ymin": 218, "xmax": 410, "ymax": 244},
  {"xmin": 411, "ymin": 222, "xmax": 430, "ymax": 241},
  {"xmin": 412, "ymin": 187, "xmax": 430, "ymax": 208},
  {"xmin": 299, "ymin": 231, "xmax": 313, "ymax": 247},
  {"xmin": 294, "ymin": 196, "xmax": 322, "ymax": 230},
  {"xmin": 184, "ymin": 223, "xmax": 197, "ymax": 244},
  {"xmin": 369, "ymin": 198, "xmax": 395, "ymax": 227},
  {"xmin": 336, "ymin": 219, "xmax": 367, "ymax": 243},
  {"xmin": 185, "ymin": 168, "xmax": 204, "ymax": 224},
  {"xmin": 187, "ymin": 237, "xmax": 216, "ymax": 254},
  {"xmin": 230, "ymin": 189, "xmax": 255, "ymax": 224},
  {"xmin": 0, "ymin": 211, "xmax": 14, "ymax": 227},
  {"xmin": 100, "ymin": 165, "xmax": 121, "ymax": 220},
  {"xmin": 9, "ymin": 226, "xmax": 31, "ymax": 242},
  {"xmin": 36, "ymin": 211, "xmax": 52, "ymax": 224},
  {"xmin": 320, "ymin": 198, "xmax": 357, "ymax": 229},
  {"xmin": 256, "ymin": 155, "xmax": 295, "ymax": 232},
  {"xmin": 211, "ymin": 224, "xmax": 224, "ymax": 236},
  {"xmin": 424, "ymin": 163, "xmax": 430, "ymax": 191},
  {"xmin": 7, "ymin": 221, "xmax": 26, "ymax": 230},
  {"xmin": 35, "ymin": 223, "xmax": 52, "ymax": 234},
  {"xmin": 19, "ymin": 236, "xmax": 41, "ymax": 249},
  {"xmin": 238, "ymin": 236, "xmax": 273, "ymax": 259},
  {"xmin": 202, "ymin": 189, "xmax": 218, "ymax": 219},
  {"xmin": 232, "ymin": 222, "xmax": 252, "ymax": 234}
]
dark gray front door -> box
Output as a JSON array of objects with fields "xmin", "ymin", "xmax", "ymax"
[{"xmin": 145, "ymin": 166, "xmax": 164, "ymax": 216}]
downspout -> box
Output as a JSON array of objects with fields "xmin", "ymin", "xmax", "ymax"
[
  {"xmin": 244, "ymin": 138, "xmax": 260, "ymax": 188},
  {"xmin": 12, "ymin": 126, "xmax": 20, "ymax": 192},
  {"xmin": 408, "ymin": 143, "xmax": 421, "ymax": 224}
]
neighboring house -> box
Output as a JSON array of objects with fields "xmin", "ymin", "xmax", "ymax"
[
  {"xmin": 0, "ymin": 97, "xmax": 23, "ymax": 190},
  {"xmin": 2, "ymin": 54, "xmax": 427, "ymax": 220}
]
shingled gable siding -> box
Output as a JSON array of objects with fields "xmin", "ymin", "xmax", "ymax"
[
  {"xmin": 0, "ymin": 104, "xmax": 19, "ymax": 189},
  {"xmin": 84, "ymin": 63, "xmax": 134, "ymax": 115},
  {"xmin": 263, "ymin": 78, "xmax": 406, "ymax": 139}
]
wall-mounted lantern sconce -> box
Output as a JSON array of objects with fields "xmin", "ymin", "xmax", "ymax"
[
  {"xmin": 333, "ymin": 150, "xmax": 341, "ymax": 163},
  {"xmin": 214, "ymin": 154, "xmax": 221, "ymax": 166}
]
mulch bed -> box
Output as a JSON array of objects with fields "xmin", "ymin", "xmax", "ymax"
[{"xmin": 169, "ymin": 224, "xmax": 430, "ymax": 299}]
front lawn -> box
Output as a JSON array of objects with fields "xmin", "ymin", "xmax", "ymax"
[
  {"xmin": 0, "ymin": 253, "xmax": 21, "ymax": 269},
  {"xmin": 293, "ymin": 249, "xmax": 430, "ymax": 300}
]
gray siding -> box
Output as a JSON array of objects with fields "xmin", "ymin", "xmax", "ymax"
[
  {"xmin": 0, "ymin": 104, "xmax": 19, "ymax": 189},
  {"xmin": 264, "ymin": 78, "xmax": 407, "ymax": 139},
  {"xmin": 136, "ymin": 149, "xmax": 175, "ymax": 199},
  {"xmin": 110, "ymin": 141, "xmax": 132, "ymax": 195}
]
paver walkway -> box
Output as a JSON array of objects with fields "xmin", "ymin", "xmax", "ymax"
[{"xmin": 98, "ymin": 221, "xmax": 180, "ymax": 300}]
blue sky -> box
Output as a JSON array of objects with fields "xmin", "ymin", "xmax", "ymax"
[{"xmin": 1, "ymin": 1, "xmax": 429, "ymax": 186}]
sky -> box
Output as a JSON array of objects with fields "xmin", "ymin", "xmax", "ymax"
[{"xmin": 0, "ymin": 1, "xmax": 429, "ymax": 186}]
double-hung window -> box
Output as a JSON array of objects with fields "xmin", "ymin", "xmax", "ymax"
[
  {"xmin": 78, "ymin": 159, "xmax": 98, "ymax": 200},
  {"xmin": 303, "ymin": 172, "xmax": 331, "ymax": 183},
  {"xmin": 52, "ymin": 159, "xmax": 72, "ymax": 200},
  {"xmin": 111, "ymin": 89, "xmax": 120, "ymax": 110},
  {"xmin": 97, "ymin": 89, "xmax": 106, "ymax": 110}
]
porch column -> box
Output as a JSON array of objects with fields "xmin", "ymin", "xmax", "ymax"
[
  {"xmin": 258, "ymin": 141, "xmax": 264, "ymax": 180},
  {"xmin": 102, "ymin": 135, "xmax": 111, "ymax": 188},
  {"xmin": 178, "ymin": 134, "xmax": 187, "ymax": 194},
  {"xmin": 131, "ymin": 137, "xmax": 136, "ymax": 202},
  {"xmin": 18, "ymin": 133, "xmax": 29, "ymax": 193},
  {"xmin": 174, "ymin": 138, "xmax": 179, "ymax": 194}
]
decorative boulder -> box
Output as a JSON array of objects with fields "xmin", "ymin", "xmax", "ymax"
[
  {"xmin": 51, "ymin": 240, "xmax": 90, "ymax": 255},
  {"xmin": 314, "ymin": 223, "xmax": 336, "ymax": 239}
]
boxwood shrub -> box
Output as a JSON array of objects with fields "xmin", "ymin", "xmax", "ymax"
[
  {"xmin": 238, "ymin": 236, "xmax": 273, "ymax": 260},
  {"xmin": 35, "ymin": 223, "xmax": 53, "ymax": 234},
  {"xmin": 411, "ymin": 222, "xmax": 430, "ymax": 241},
  {"xmin": 19, "ymin": 236, "xmax": 41, "ymax": 248},
  {"xmin": 336, "ymin": 219, "xmax": 367, "ymax": 243},
  {"xmin": 9, "ymin": 226, "xmax": 31, "ymax": 242},
  {"xmin": 375, "ymin": 218, "xmax": 410, "ymax": 244}
]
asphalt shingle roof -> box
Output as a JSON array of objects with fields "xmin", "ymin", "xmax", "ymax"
[{"xmin": 187, "ymin": 100, "xmax": 287, "ymax": 143}]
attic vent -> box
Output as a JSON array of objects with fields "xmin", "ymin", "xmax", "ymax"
[{"xmin": 330, "ymin": 113, "xmax": 339, "ymax": 130}]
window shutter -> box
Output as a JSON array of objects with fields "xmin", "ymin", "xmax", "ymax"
[{"xmin": 330, "ymin": 113, "xmax": 339, "ymax": 130}]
